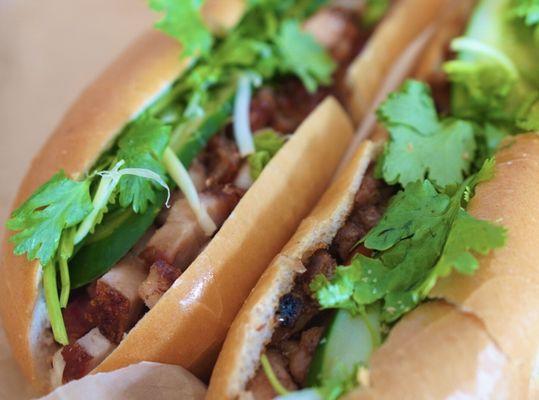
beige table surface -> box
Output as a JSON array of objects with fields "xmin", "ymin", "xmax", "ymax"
[{"xmin": 0, "ymin": 0, "xmax": 154, "ymax": 396}]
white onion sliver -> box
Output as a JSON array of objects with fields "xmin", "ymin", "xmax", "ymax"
[
  {"xmin": 233, "ymin": 75, "xmax": 256, "ymax": 157},
  {"xmin": 163, "ymin": 147, "xmax": 217, "ymax": 236}
]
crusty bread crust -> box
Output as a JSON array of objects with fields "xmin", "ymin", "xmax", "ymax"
[
  {"xmin": 344, "ymin": 134, "xmax": 539, "ymax": 399},
  {"xmin": 206, "ymin": 141, "xmax": 380, "ymax": 399}
]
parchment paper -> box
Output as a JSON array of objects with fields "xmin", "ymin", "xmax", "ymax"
[{"xmin": 38, "ymin": 362, "xmax": 206, "ymax": 400}]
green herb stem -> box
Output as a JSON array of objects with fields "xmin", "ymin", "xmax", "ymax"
[
  {"xmin": 261, "ymin": 353, "xmax": 290, "ymax": 396},
  {"xmin": 163, "ymin": 147, "xmax": 216, "ymax": 235},
  {"xmin": 43, "ymin": 262, "xmax": 68, "ymax": 345},
  {"xmin": 58, "ymin": 257, "xmax": 70, "ymax": 308},
  {"xmin": 74, "ymin": 169, "xmax": 120, "ymax": 245}
]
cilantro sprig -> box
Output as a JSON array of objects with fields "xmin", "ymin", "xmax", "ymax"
[
  {"xmin": 311, "ymin": 81, "xmax": 506, "ymax": 323},
  {"xmin": 148, "ymin": 0, "xmax": 213, "ymax": 57},
  {"xmin": 311, "ymin": 162, "xmax": 506, "ymax": 322},
  {"xmin": 376, "ymin": 80, "xmax": 477, "ymax": 188},
  {"xmin": 7, "ymin": 172, "xmax": 93, "ymax": 266}
]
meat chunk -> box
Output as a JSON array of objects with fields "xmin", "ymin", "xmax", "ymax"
[
  {"xmin": 301, "ymin": 249, "xmax": 337, "ymax": 291},
  {"xmin": 199, "ymin": 135, "xmax": 241, "ymax": 187},
  {"xmin": 54, "ymin": 328, "xmax": 115, "ymax": 384},
  {"xmin": 141, "ymin": 186, "xmax": 242, "ymax": 269},
  {"xmin": 304, "ymin": 7, "xmax": 364, "ymax": 65},
  {"xmin": 247, "ymin": 351, "xmax": 297, "ymax": 400},
  {"xmin": 275, "ymin": 250, "xmax": 335, "ymax": 340},
  {"xmin": 138, "ymin": 260, "xmax": 182, "ymax": 309},
  {"xmin": 332, "ymin": 221, "xmax": 365, "ymax": 262},
  {"xmin": 91, "ymin": 254, "xmax": 146, "ymax": 343},
  {"xmin": 249, "ymin": 78, "xmax": 329, "ymax": 135},
  {"xmin": 62, "ymin": 291, "xmax": 97, "ymax": 343},
  {"xmin": 289, "ymin": 327, "xmax": 324, "ymax": 385}
]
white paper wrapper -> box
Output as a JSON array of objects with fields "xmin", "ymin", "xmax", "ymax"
[
  {"xmin": 38, "ymin": 362, "xmax": 206, "ymax": 400},
  {"xmin": 0, "ymin": 324, "xmax": 206, "ymax": 400}
]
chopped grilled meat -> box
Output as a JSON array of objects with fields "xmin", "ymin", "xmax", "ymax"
[
  {"xmin": 250, "ymin": 80, "xmax": 329, "ymax": 134},
  {"xmin": 142, "ymin": 186, "xmax": 242, "ymax": 269},
  {"xmin": 248, "ymin": 351, "xmax": 298, "ymax": 400},
  {"xmin": 139, "ymin": 260, "xmax": 182, "ymax": 309},
  {"xmin": 57, "ymin": 328, "xmax": 115, "ymax": 384},
  {"xmin": 91, "ymin": 254, "xmax": 146, "ymax": 343},
  {"xmin": 250, "ymin": 87, "xmax": 277, "ymax": 132},
  {"xmin": 277, "ymin": 293, "xmax": 305, "ymax": 328},
  {"xmin": 289, "ymin": 327, "xmax": 325, "ymax": 385},
  {"xmin": 332, "ymin": 221, "xmax": 365, "ymax": 262},
  {"xmin": 305, "ymin": 7, "xmax": 364, "ymax": 66},
  {"xmin": 199, "ymin": 135, "xmax": 241, "ymax": 187},
  {"xmin": 275, "ymin": 250, "xmax": 336, "ymax": 340},
  {"xmin": 189, "ymin": 159, "xmax": 209, "ymax": 191},
  {"xmin": 63, "ymin": 291, "xmax": 97, "ymax": 343},
  {"xmin": 300, "ymin": 249, "xmax": 337, "ymax": 293}
]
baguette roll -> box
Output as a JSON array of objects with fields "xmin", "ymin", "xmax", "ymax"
[{"xmin": 208, "ymin": 134, "xmax": 539, "ymax": 400}]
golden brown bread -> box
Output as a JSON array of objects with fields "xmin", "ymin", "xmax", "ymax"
[{"xmin": 209, "ymin": 133, "xmax": 539, "ymax": 400}]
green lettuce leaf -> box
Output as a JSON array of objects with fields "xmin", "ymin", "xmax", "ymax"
[
  {"xmin": 7, "ymin": 172, "xmax": 93, "ymax": 265},
  {"xmin": 376, "ymin": 80, "xmax": 476, "ymax": 188},
  {"xmin": 275, "ymin": 20, "xmax": 335, "ymax": 92},
  {"xmin": 148, "ymin": 0, "xmax": 213, "ymax": 57},
  {"xmin": 116, "ymin": 115, "xmax": 171, "ymax": 213}
]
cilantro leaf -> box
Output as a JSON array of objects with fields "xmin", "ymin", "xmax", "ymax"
[
  {"xmin": 116, "ymin": 115, "xmax": 171, "ymax": 213},
  {"xmin": 419, "ymin": 209, "xmax": 507, "ymax": 295},
  {"xmin": 275, "ymin": 20, "xmax": 335, "ymax": 93},
  {"xmin": 248, "ymin": 129, "xmax": 286, "ymax": 179},
  {"xmin": 377, "ymin": 80, "xmax": 476, "ymax": 188},
  {"xmin": 148, "ymin": 0, "xmax": 213, "ymax": 57},
  {"xmin": 311, "ymin": 164, "xmax": 506, "ymax": 322},
  {"xmin": 7, "ymin": 172, "xmax": 93, "ymax": 265},
  {"xmin": 509, "ymin": 0, "xmax": 539, "ymax": 28}
]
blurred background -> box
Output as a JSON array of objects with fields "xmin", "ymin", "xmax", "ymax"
[
  {"xmin": 0, "ymin": 1, "xmax": 154, "ymax": 396},
  {"xmin": 0, "ymin": 0, "xmax": 155, "ymax": 232}
]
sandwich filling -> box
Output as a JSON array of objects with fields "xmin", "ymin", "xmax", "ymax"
[{"xmin": 6, "ymin": 0, "xmax": 396, "ymax": 386}]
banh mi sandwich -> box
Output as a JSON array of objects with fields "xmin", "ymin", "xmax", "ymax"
[
  {"xmin": 0, "ymin": 0, "xmax": 448, "ymax": 393},
  {"xmin": 210, "ymin": 132, "xmax": 539, "ymax": 400},
  {"xmin": 208, "ymin": 0, "xmax": 539, "ymax": 398}
]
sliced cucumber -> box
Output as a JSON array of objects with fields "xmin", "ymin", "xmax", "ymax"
[{"xmin": 306, "ymin": 306, "xmax": 381, "ymax": 387}]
